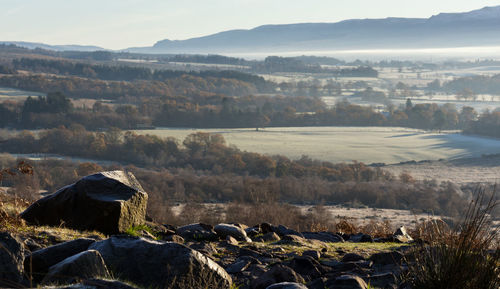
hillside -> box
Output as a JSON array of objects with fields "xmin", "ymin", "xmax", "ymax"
[{"xmin": 128, "ymin": 6, "xmax": 500, "ymax": 54}]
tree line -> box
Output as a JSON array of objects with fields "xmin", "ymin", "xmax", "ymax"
[{"xmin": 0, "ymin": 90, "xmax": 487, "ymax": 132}]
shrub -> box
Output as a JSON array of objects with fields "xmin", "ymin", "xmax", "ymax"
[{"xmin": 403, "ymin": 188, "xmax": 500, "ymax": 289}]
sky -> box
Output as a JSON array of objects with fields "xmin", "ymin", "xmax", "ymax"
[{"xmin": 1, "ymin": 0, "xmax": 500, "ymax": 50}]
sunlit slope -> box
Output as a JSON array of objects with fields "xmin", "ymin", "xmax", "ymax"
[{"xmin": 133, "ymin": 127, "xmax": 500, "ymax": 164}]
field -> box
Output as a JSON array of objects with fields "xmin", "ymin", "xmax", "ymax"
[
  {"xmin": 133, "ymin": 126, "xmax": 500, "ymax": 164},
  {"xmin": 0, "ymin": 86, "xmax": 44, "ymax": 101},
  {"xmin": 385, "ymin": 154, "xmax": 500, "ymax": 184}
]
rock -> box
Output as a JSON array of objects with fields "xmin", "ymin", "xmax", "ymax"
[
  {"xmin": 266, "ymin": 282, "xmax": 308, "ymax": 289},
  {"xmin": 287, "ymin": 255, "xmax": 326, "ymax": 281},
  {"xmin": 302, "ymin": 250, "xmax": 320, "ymax": 260},
  {"xmin": 302, "ymin": 232, "xmax": 344, "ymax": 243},
  {"xmin": 41, "ymin": 250, "xmax": 110, "ymax": 285},
  {"xmin": 189, "ymin": 242, "xmax": 218, "ymax": 256},
  {"xmin": 341, "ymin": 253, "xmax": 365, "ymax": 262},
  {"xmin": 280, "ymin": 234, "xmax": 307, "ymax": 244},
  {"xmin": 245, "ymin": 226, "xmax": 261, "ymax": 238},
  {"xmin": 20, "ymin": 171, "xmax": 148, "ymax": 234},
  {"xmin": 0, "ymin": 232, "xmax": 26, "ymax": 287},
  {"xmin": 274, "ymin": 225, "xmax": 303, "ymax": 237},
  {"xmin": 254, "ymin": 232, "xmax": 281, "ymax": 242},
  {"xmin": 369, "ymin": 251, "xmax": 404, "ymax": 266},
  {"xmin": 239, "ymin": 247, "xmax": 267, "ymax": 259},
  {"xmin": 215, "ymin": 223, "xmax": 252, "ymax": 242},
  {"xmin": 365, "ymin": 272, "xmax": 397, "ymax": 288},
  {"xmin": 176, "ymin": 223, "xmax": 218, "ymax": 241},
  {"xmin": 306, "ymin": 277, "xmax": 327, "ymax": 289},
  {"xmin": 348, "ymin": 233, "xmax": 373, "ymax": 243},
  {"xmin": 71, "ymin": 278, "xmax": 140, "ymax": 289},
  {"xmin": 260, "ymin": 223, "xmax": 274, "ymax": 234},
  {"xmin": 226, "ymin": 235, "xmax": 239, "ymax": 245},
  {"xmin": 326, "ymin": 274, "xmax": 368, "ymax": 289},
  {"xmin": 162, "ymin": 234, "xmax": 184, "ymax": 243},
  {"xmin": 25, "ymin": 238, "xmax": 96, "ymax": 282},
  {"xmin": 393, "ymin": 226, "xmax": 414, "ymax": 243},
  {"xmin": 24, "ymin": 238, "xmax": 43, "ymax": 252},
  {"xmin": 88, "ymin": 236, "xmax": 232, "ymax": 289},
  {"xmin": 325, "ymin": 260, "xmax": 372, "ymax": 273},
  {"xmin": 251, "ymin": 265, "xmax": 305, "ymax": 289},
  {"xmin": 226, "ymin": 259, "xmax": 252, "ymax": 274}
]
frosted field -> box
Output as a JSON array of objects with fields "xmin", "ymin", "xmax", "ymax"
[
  {"xmin": 0, "ymin": 87, "xmax": 44, "ymax": 101},
  {"xmin": 133, "ymin": 127, "xmax": 500, "ymax": 164}
]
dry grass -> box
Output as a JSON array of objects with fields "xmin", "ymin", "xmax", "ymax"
[{"xmin": 403, "ymin": 188, "xmax": 500, "ymax": 289}]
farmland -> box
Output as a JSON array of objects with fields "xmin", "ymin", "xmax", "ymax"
[{"xmin": 133, "ymin": 126, "xmax": 500, "ymax": 165}]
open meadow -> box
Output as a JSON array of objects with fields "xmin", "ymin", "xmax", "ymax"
[
  {"xmin": 133, "ymin": 126, "xmax": 500, "ymax": 164},
  {"xmin": 0, "ymin": 86, "xmax": 44, "ymax": 101}
]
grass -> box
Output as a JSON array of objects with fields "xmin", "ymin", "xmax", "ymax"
[
  {"xmin": 133, "ymin": 126, "xmax": 500, "ymax": 164},
  {"xmin": 124, "ymin": 224, "xmax": 158, "ymax": 240},
  {"xmin": 402, "ymin": 188, "xmax": 500, "ymax": 289}
]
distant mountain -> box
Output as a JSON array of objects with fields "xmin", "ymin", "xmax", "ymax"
[
  {"xmin": 0, "ymin": 41, "xmax": 105, "ymax": 52},
  {"xmin": 127, "ymin": 6, "xmax": 500, "ymax": 54}
]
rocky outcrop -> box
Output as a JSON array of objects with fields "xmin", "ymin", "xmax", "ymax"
[
  {"xmin": 88, "ymin": 235, "xmax": 232, "ymax": 289},
  {"xmin": 0, "ymin": 232, "xmax": 26, "ymax": 287},
  {"xmin": 41, "ymin": 250, "xmax": 110, "ymax": 285},
  {"xmin": 20, "ymin": 171, "xmax": 148, "ymax": 234}
]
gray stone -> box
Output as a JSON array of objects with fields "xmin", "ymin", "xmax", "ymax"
[
  {"xmin": 226, "ymin": 259, "xmax": 252, "ymax": 274},
  {"xmin": 251, "ymin": 265, "xmax": 305, "ymax": 289},
  {"xmin": 326, "ymin": 274, "xmax": 368, "ymax": 289},
  {"xmin": 162, "ymin": 234, "xmax": 184, "ymax": 243},
  {"xmin": 226, "ymin": 235, "xmax": 239, "ymax": 245},
  {"xmin": 341, "ymin": 253, "xmax": 365, "ymax": 262},
  {"xmin": 66, "ymin": 278, "xmax": 140, "ymax": 289},
  {"xmin": 0, "ymin": 232, "xmax": 26, "ymax": 287},
  {"xmin": 365, "ymin": 272, "xmax": 397, "ymax": 288},
  {"xmin": 41, "ymin": 250, "xmax": 110, "ymax": 285},
  {"xmin": 266, "ymin": 282, "xmax": 308, "ymax": 289},
  {"xmin": 369, "ymin": 251, "xmax": 404, "ymax": 266},
  {"xmin": 274, "ymin": 225, "xmax": 303, "ymax": 237},
  {"xmin": 393, "ymin": 226, "xmax": 414, "ymax": 243},
  {"xmin": 302, "ymin": 250, "xmax": 320, "ymax": 260},
  {"xmin": 176, "ymin": 223, "xmax": 218, "ymax": 241},
  {"xmin": 215, "ymin": 223, "xmax": 252, "ymax": 242},
  {"xmin": 254, "ymin": 232, "xmax": 281, "ymax": 242},
  {"xmin": 21, "ymin": 171, "xmax": 148, "ymax": 234},
  {"xmin": 88, "ymin": 236, "xmax": 232, "ymax": 289},
  {"xmin": 25, "ymin": 238, "xmax": 96, "ymax": 282},
  {"xmin": 302, "ymin": 232, "xmax": 344, "ymax": 243}
]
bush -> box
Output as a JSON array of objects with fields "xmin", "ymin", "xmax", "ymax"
[{"xmin": 403, "ymin": 188, "xmax": 500, "ymax": 289}]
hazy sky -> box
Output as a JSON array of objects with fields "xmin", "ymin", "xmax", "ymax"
[{"xmin": 2, "ymin": 0, "xmax": 500, "ymax": 49}]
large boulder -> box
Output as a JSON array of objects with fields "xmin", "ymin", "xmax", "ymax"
[
  {"xmin": 25, "ymin": 237, "xmax": 96, "ymax": 282},
  {"xmin": 214, "ymin": 223, "xmax": 252, "ymax": 242},
  {"xmin": 41, "ymin": 250, "xmax": 110, "ymax": 285},
  {"xmin": 88, "ymin": 236, "xmax": 232, "ymax": 289},
  {"xmin": 0, "ymin": 232, "xmax": 26, "ymax": 287},
  {"xmin": 20, "ymin": 171, "xmax": 148, "ymax": 234}
]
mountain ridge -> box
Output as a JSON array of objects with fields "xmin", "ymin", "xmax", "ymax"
[
  {"xmin": 2, "ymin": 6, "xmax": 500, "ymax": 54},
  {"xmin": 134, "ymin": 5, "xmax": 500, "ymax": 54}
]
